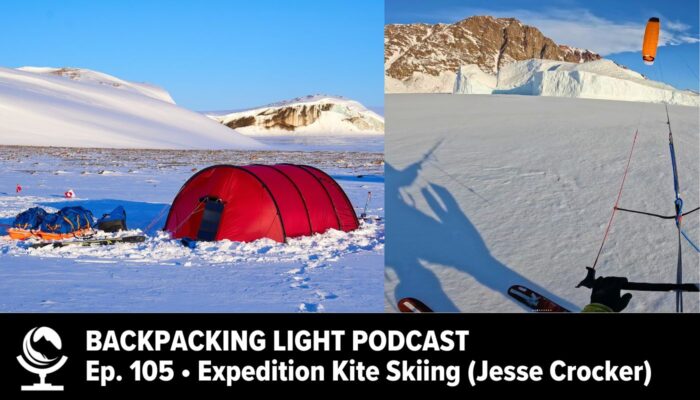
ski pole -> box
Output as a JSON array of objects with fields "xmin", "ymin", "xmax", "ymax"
[
  {"xmin": 622, "ymin": 282, "xmax": 699, "ymax": 292},
  {"xmin": 577, "ymin": 267, "xmax": 699, "ymax": 292},
  {"xmin": 361, "ymin": 191, "xmax": 372, "ymax": 218}
]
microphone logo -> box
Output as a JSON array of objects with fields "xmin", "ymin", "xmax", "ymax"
[{"xmin": 16, "ymin": 327, "xmax": 68, "ymax": 391}]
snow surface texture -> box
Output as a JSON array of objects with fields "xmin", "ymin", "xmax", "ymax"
[
  {"xmin": 385, "ymin": 94, "xmax": 699, "ymax": 313},
  {"xmin": 0, "ymin": 147, "xmax": 384, "ymax": 312},
  {"xmin": 0, "ymin": 67, "xmax": 264, "ymax": 150},
  {"xmin": 254, "ymin": 135, "xmax": 384, "ymax": 153},
  {"xmin": 453, "ymin": 59, "xmax": 699, "ymax": 106},
  {"xmin": 207, "ymin": 95, "xmax": 385, "ymax": 134}
]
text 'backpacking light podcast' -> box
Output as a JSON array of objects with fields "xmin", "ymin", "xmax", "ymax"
[{"xmin": 0, "ymin": 0, "xmax": 698, "ymax": 395}]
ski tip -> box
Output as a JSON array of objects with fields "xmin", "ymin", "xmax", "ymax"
[
  {"xmin": 507, "ymin": 285, "xmax": 526, "ymax": 294},
  {"xmin": 507, "ymin": 285, "xmax": 570, "ymax": 313},
  {"xmin": 397, "ymin": 297, "xmax": 433, "ymax": 313}
]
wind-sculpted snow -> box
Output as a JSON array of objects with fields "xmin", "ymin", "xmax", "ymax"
[
  {"xmin": 454, "ymin": 59, "xmax": 699, "ymax": 106},
  {"xmin": 0, "ymin": 67, "xmax": 265, "ymax": 150},
  {"xmin": 17, "ymin": 67, "xmax": 176, "ymax": 104}
]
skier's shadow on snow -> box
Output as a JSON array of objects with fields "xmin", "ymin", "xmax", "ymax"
[{"xmin": 386, "ymin": 151, "xmax": 577, "ymax": 312}]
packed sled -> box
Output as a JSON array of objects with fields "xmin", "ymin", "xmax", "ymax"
[
  {"xmin": 8, "ymin": 206, "xmax": 95, "ymax": 240},
  {"xmin": 5, "ymin": 205, "xmax": 137, "ymax": 246}
]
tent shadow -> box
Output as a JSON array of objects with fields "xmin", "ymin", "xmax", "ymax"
[
  {"xmin": 0, "ymin": 216, "xmax": 13, "ymax": 235},
  {"xmin": 386, "ymin": 156, "xmax": 578, "ymax": 312}
]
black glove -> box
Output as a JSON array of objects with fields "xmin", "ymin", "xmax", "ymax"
[{"xmin": 590, "ymin": 276, "xmax": 633, "ymax": 312}]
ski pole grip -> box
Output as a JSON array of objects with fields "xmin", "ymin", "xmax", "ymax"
[{"xmin": 576, "ymin": 267, "xmax": 597, "ymax": 289}]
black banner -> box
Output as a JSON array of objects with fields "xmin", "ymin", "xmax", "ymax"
[{"xmin": 0, "ymin": 313, "xmax": 696, "ymax": 395}]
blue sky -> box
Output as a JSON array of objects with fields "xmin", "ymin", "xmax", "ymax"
[
  {"xmin": 0, "ymin": 0, "xmax": 384, "ymax": 110},
  {"xmin": 387, "ymin": 0, "xmax": 699, "ymax": 91}
]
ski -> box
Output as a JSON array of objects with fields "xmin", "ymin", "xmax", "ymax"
[
  {"xmin": 30, "ymin": 235, "xmax": 146, "ymax": 249},
  {"xmin": 508, "ymin": 285, "xmax": 570, "ymax": 312},
  {"xmin": 397, "ymin": 297, "xmax": 433, "ymax": 313}
]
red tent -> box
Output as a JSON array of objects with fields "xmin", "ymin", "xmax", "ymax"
[{"xmin": 164, "ymin": 164, "xmax": 359, "ymax": 242}]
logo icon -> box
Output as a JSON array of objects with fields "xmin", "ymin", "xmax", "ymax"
[{"xmin": 16, "ymin": 327, "xmax": 68, "ymax": 391}]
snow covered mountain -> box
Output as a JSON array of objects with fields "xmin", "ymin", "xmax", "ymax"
[
  {"xmin": 18, "ymin": 67, "xmax": 176, "ymax": 104},
  {"xmin": 385, "ymin": 15, "xmax": 699, "ymax": 106},
  {"xmin": 385, "ymin": 16, "xmax": 600, "ymax": 93},
  {"xmin": 454, "ymin": 59, "xmax": 700, "ymax": 106},
  {"xmin": 207, "ymin": 95, "xmax": 384, "ymax": 135},
  {"xmin": 0, "ymin": 66, "xmax": 264, "ymax": 150}
]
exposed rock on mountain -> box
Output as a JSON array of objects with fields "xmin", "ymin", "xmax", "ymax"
[
  {"xmin": 385, "ymin": 16, "xmax": 600, "ymax": 93},
  {"xmin": 208, "ymin": 95, "xmax": 384, "ymax": 134}
]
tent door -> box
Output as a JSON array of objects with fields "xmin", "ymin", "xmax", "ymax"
[{"xmin": 196, "ymin": 197, "xmax": 225, "ymax": 241}]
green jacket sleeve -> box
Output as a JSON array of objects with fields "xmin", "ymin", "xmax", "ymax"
[{"xmin": 582, "ymin": 303, "xmax": 614, "ymax": 313}]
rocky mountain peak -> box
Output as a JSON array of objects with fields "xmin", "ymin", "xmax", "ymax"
[
  {"xmin": 207, "ymin": 96, "xmax": 384, "ymax": 134},
  {"xmin": 385, "ymin": 15, "xmax": 601, "ymax": 82}
]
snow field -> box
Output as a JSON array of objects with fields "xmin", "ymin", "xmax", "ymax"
[{"xmin": 385, "ymin": 94, "xmax": 698, "ymax": 312}]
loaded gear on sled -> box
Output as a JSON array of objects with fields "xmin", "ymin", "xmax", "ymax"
[
  {"xmin": 8, "ymin": 206, "xmax": 94, "ymax": 240},
  {"xmin": 7, "ymin": 205, "xmax": 129, "ymax": 241},
  {"xmin": 96, "ymin": 206, "xmax": 128, "ymax": 233}
]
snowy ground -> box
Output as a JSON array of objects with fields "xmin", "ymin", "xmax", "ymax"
[
  {"xmin": 249, "ymin": 134, "xmax": 384, "ymax": 153},
  {"xmin": 385, "ymin": 94, "xmax": 699, "ymax": 313},
  {"xmin": 0, "ymin": 144, "xmax": 384, "ymax": 312}
]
